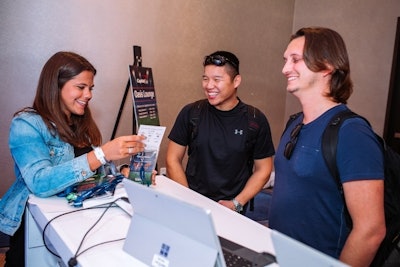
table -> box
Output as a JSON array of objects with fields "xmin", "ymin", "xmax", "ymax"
[{"xmin": 25, "ymin": 175, "xmax": 276, "ymax": 266}]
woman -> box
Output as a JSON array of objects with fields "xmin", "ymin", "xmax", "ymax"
[{"xmin": 0, "ymin": 51, "xmax": 149, "ymax": 266}]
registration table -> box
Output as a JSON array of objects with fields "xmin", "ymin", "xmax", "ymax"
[{"xmin": 25, "ymin": 175, "xmax": 276, "ymax": 266}]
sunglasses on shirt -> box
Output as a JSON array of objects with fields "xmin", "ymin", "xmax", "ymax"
[{"xmin": 284, "ymin": 123, "xmax": 304, "ymax": 159}]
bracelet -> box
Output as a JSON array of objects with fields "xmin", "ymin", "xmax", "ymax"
[
  {"xmin": 93, "ymin": 146, "xmax": 107, "ymax": 165},
  {"xmin": 232, "ymin": 198, "xmax": 243, "ymax": 213}
]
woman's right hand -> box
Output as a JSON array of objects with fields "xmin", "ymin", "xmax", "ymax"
[
  {"xmin": 88, "ymin": 135, "xmax": 146, "ymax": 171},
  {"xmin": 101, "ymin": 135, "xmax": 146, "ymax": 161}
]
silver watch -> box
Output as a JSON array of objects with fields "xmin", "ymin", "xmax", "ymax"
[{"xmin": 232, "ymin": 198, "xmax": 243, "ymax": 212}]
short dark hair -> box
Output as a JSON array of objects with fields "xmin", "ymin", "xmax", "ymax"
[
  {"xmin": 203, "ymin": 51, "xmax": 240, "ymax": 79},
  {"xmin": 291, "ymin": 27, "xmax": 353, "ymax": 104}
]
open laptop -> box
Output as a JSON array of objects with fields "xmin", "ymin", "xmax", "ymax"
[
  {"xmin": 121, "ymin": 178, "xmax": 276, "ymax": 267},
  {"xmin": 271, "ymin": 230, "xmax": 350, "ymax": 267}
]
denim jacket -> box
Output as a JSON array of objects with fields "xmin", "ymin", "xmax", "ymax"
[{"xmin": 0, "ymin": 112, "xmax": 95, "ymax": 235}]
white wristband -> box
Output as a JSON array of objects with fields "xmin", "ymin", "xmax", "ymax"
[{"xmin": 93, "ymin": 146, "xmax": 107, "ymax": 165}]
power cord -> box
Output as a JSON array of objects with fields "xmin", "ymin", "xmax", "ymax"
[
  {"xmin": 41, "ymin": 198, "xmax": 126, "ymax": 266},
  {"xmin": 68, "ymin": 200, "xmax": 118, "ymax": 266},
  {"xmin": 68, "ymin": 237, "xmax": 126, "ymax": 266}
]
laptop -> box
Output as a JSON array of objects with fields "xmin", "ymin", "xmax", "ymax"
[
  {"xmin": 271, "ymin": 230, "xmax": 350, "ymax": 267},
  {"xmin": 121, "ymin": 178, "xmax": 276, "ymax": 267}
]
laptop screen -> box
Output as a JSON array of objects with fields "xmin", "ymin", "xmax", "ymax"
[
  {"xmin": 122, "ymin": 179, "xmax": 226, "ymax": 267},
  {"xmin": 271, "ymin": 230, "xmax": 350, "ymax": 267}
]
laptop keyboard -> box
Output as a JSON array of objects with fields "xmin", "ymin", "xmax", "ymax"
[
  {"xmin": 222, "ymin": 249, "xmax": 253, "ymax": 267},
  {"xmin": 218, "ymin": 236, "xmax": 276, "ymax": 267}
]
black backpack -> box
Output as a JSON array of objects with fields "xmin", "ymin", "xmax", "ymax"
[
  {"xmin": 286, "ymin": 109, "xmax": 400, "ymax": 266},
  {"xmin": 323, "ymin": 109, "xmax": 400, "ymax": 267}
]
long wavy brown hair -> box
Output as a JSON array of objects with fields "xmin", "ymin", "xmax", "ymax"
[
  {"xmin": 291, "ymin": 27, "xmax": 353, "ymax": 104},
  {"xmin": 16, "ymin": 51, "xmax": 102, "ymax": 147}
]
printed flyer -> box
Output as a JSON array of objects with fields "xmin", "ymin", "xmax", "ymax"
[{"xmin": 128, "ymin": 125, "xmax": 166, "ymax": 186}]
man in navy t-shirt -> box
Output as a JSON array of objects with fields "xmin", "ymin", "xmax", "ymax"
[{"xmin": 269, "ymin": 27, "xmax": 385, "ymax": 267}]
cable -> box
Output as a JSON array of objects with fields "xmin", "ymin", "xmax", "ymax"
[
  {"xmin": 42, "ymin": 208, "xmax": 94, "ymax": 258},
  {"xmin": 41, "ymin": 198, "xmax": 125, "ymax": 266},
  {"xmin": 69, "ymin": 237, "xmax": 126, "ymax": 266},
  {"xmin": 70, "ymin": 200, "xmax": 116, "ymax": 265}
]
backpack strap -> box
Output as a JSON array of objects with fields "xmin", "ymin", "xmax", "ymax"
[
  {"xmin": 322, "ymin": 109, "xmax": 371, "ymax": 228},
  {"xmin": 246, "ymin": 104, "xmax": 261, "ymax": 149},
  {"xmin": 188, "ymin": 99, "xmax": 207, "ymax": 155},
  {"xmin": 322, "ymin": 109, "xmax": 370, "ymax": 191},
  {"xmin": 245, "ymin": 105, "xmax": 262, "ymax": 171}
]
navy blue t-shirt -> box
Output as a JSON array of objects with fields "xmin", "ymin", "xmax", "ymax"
[{"xmin": 269, "ymin": 104, "xmax": 384, "ymax": 258}]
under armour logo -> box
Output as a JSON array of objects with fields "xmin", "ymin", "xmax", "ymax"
[{"xmin": 234, "ymin": 129, "xmax": 243, "ymax": 135}]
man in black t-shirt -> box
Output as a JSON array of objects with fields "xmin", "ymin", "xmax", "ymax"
[{"xmin": 166, "ymin": 51, "xmax": 275, "ymax": 213}]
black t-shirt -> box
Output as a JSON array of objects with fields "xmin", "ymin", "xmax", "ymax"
[{"xmin": 168, "ymin": 99, "xmax": 275, "ymax": 201}]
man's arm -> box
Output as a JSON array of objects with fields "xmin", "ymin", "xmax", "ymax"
[
  {"xmin": 219, "ymin": 157, "xmax": 273, "ymax": 210},
  {"xmin": 340, "ymin": 179, "xmax": 386, "ymax": 267},
  {"xmin": 166, "ymin": 140, "xmax": 189, "ymax": 187}
]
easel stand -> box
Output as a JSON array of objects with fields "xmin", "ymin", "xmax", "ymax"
[{"xmin": 111, "ymin": 46, "xmax": 142, "ymax": 140}]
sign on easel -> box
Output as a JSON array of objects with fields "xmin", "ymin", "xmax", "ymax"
[
  {"xmin": 111, "ymin": 46, "xmax": 160, "ymax": 139},
  {"xmin": 129, "ymin": 65, "xmax": 160, "ymax": 130},
  {"xmin": 127, "ymin": 48, "xmax": 163, "ymax": 182}
]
